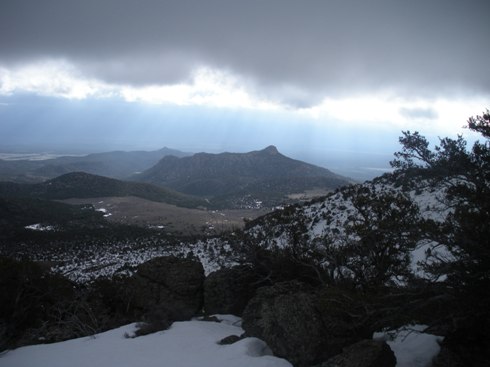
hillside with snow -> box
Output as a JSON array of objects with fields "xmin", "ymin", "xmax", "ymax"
[{"xmin": 13, "ymin": 172, "xmax": 449, "ymax": 283}]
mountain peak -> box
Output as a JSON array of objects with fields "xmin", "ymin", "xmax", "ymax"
[
  {"xmin": 262, "ymin": 145, "xmax": 279, "ymax": 155},
  {"xmin": 136, "ymin": 145, "xmax": 351, "ymax": 202}
]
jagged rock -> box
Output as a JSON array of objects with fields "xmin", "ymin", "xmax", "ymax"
[
  {"xmin": 204, "ymin": 265, "xmax": 260, "ymax": 316},
  {"xmin": 316, "ymin": 339, "xmax": 396, "ymax": 367},
  {"xmin": 130, "ymin": 256, "xmax": 205, "ymax": 321},
  {"xmin": 242, "ymin": 281, "xmax": 357, "ymax": 367}
]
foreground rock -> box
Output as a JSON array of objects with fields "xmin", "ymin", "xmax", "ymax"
[
  {"xmin": 317, "ymin": 339, "xmax": 396, "ymax": 367},
  {"xmin": 242, "ymin": 281, "xmax": 361, "ymax": 367},
  {"xmin": 204, "ymin": 265, "xmax": 261, "ymax": 316},
  {"xmin": 131, "ymin": 256, "xmax": 205, "ymax": 322}
]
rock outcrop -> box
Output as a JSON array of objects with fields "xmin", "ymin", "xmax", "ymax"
[
  {"xmin": 131, "ymin": 256, "xmax": 205, "ymax": 321},
  {"xmin": 242, "ymin": 281, "xmax": 359, "ymax": 367},
  {"xmin": 204, "ymin": 265, "xmax": 260, "ymax": 316}
]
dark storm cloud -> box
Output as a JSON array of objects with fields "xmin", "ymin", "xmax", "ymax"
[{"xmin": 1, "ymin": 0, "xmax": 489, "ymax": 103}]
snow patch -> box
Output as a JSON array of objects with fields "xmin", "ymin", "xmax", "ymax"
[
  {"xmin": 24, "ymin": 223, "xmax": 55, "ymax": 231},
  {"xmin": 374, "ymin": 325, "xmax": 443, "ymax": 367}
]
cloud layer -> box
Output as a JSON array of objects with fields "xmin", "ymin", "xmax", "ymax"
[{"xmin": 1, "ymin": 0, "xmax": 489, "ymax": 107}]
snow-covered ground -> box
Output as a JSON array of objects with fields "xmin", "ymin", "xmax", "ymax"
[
  {"xmin": 245, "ymin": 175, "xmax": 452, "ymax": 280},
  {"xmin": 45, "ymin": 238, "xmax": 237, "ymax": 283},
  {"xmin": 248, "ymin": 177, "xmax": 450, "ymax": 247},
  {"xmin": 0, "ymin": 318, "xmax": 442, "ymax": 367},
  {"xmin": 0, "ymin": 316, "xmax": 291, "ymax": 367}
]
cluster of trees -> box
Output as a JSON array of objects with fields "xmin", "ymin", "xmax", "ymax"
[
  {"xmin": 391, "ymin": 112, "xmax": 490, "ymax": 312},
  {"xmin": 391, "ymin": 112, "xmax": 490, "ymax": 364}
]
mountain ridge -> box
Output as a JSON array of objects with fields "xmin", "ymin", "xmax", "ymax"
[
  {"xmin": 133, "ymin": 146, "xmax": 351, "ymax": 207},
  {"xmin": 0, "ymin": 147, "xmax": 191, "ymax": 183}
]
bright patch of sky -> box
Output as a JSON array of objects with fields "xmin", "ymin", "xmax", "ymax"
[{"xmin": 0, "ymin": 59, "xmax": 485, "ymax": 139}]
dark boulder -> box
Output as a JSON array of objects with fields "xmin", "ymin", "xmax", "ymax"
[
  {"xmin": 317, "ymin": 339, "xmax": 396, "ymax": 367},
  {"xmin": 131, "ymin": 256, "xmax": 205, "ymax": 321},
  {"xmin": 204, "ymin": 265, "xmax": 260, "ymax": 316},
  {"xmin": 242, "ymin": 281, "xmax": 356, "ymax": 367}
]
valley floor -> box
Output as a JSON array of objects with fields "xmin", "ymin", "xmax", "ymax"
[{"xmin": 60, "ymin": 196, "xmax": 270, "ymax": 235}]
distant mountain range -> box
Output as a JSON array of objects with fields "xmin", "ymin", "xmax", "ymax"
[
  {"xmin": 0, "ymin": 147, "xmax": 190, "ymax": 183},
  {"xmin": 133, "ymin": 146, "xmax": 352, "ymax": 207},
  {"xmin": 0, "ymin": 172, "xmax": 207, "ymax": 209},
  {"xmin": 0, "ymin": 145, "xmax": 352, "ymax": 209}
]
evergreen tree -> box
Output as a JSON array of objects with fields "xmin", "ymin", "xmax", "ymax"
[
  {"xmin": 391, "ymin": 111, "xmax": 490, "ymax": 364},
  {"xmin": 319, "ymin": 185, "xmax": 422, "ymax": 290},
  {"xmin": 391, "ymin": 111, "xmax": 490, "ymax": 302}
]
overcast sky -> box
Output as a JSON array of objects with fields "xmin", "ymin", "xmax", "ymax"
[{"xmin": 0, "ymin": 0, "xmax": 489, "ymax": 176}]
